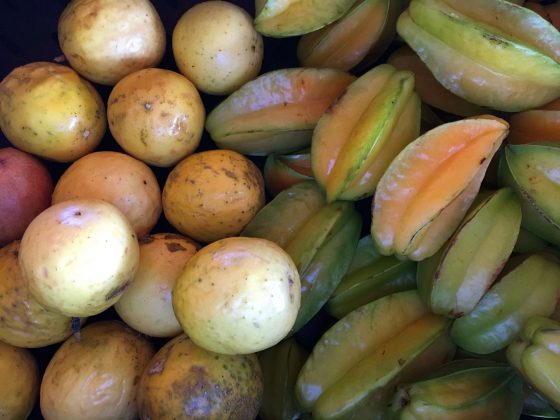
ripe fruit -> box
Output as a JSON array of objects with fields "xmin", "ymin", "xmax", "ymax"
[
  {"xmin": 0, "ymin": 241, "xmax": 85, "ymax": 348},
  {"xmin": 115, "ymin": 233, "xmax": 199, "ymax": 338},
  {"xmin": 0, "ymin": 147, "xmax": 53, "ymax": 245},
  {"xmin": 0, "ymin": 341, "xmax": 39, "ymax": 419},
  {"xmin": 162, "ymin": 149, "xmax": 265, "ymax": 243},
  {"xmin": 173, "ymin": 236, "xmax": 301, "ymax": 355},
  {"xmin": 52, "ymin": 151, "xmax": 162, "ymax": 236},
  {"xmin": 0, "ymin": 62, "xmax": 106, "ymax": 162},
  {"xmin": 107, "ymin": 68, "xmax": 205, "ymax": 167},
  {"xmin": 19, "ymin": 198, "xmax": 140, "ymax": 317},
  {"xmin": 137, "ymin": 334, "xmax": 263, "ymax": 419},
  {"xmin": 58, "ymin": 0, "xmax": 166, "ymax": 85},
  {"xmin": 40, "ymin": 320, "xmax": 155, "ymax": 420},
  {"xmin": 172, "ymin": 1, "xmax": 264, "ymax": 96}
]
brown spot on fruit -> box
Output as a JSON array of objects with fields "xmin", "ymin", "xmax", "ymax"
[
  {"xmin": 166, "ymin": 242, "xmax": 186, "ymax": 253},
  {"xmin": 223, "ymin": 169, "xmax": 237, "ymax": 180},
  {"xmin": 138, "ymin": 235, "xmax": 155, "ymax": 245}
]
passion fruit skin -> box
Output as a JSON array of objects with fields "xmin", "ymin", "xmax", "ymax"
[
  {"xmin": 0, "ymin": 240, "xmax": 85, "ymax": 348},
  {"xmin": 18, "ymin": 198, "xmax": 140, "ymax": 318},
  {"xmin": 0, "ymin": 61, "xmax": 106, "ymax": 162},
  {"xmin": 58, "ymin": 0, "xmax": 166, "ymax": 86},
  {"xmin": 162, "ymin": 149, "xmax": 266, "ymax": 244},
  {"xmin": 115, "ymin": 233, "xmax": 200, "ymax": 338},
  {"xmin": 0, "ymin": 340, "xmax": 40, "ymax": 419},
  {"xmin": 40, "ymin": 320, "xmax": 155, "ymax": 420},
  {"xmin": 172, "ymin": 236, "xmax": 301, "ymax": 355},
  {"xmin": 137, "ymin": 334, "xmax": 264, "ymax": 420},
  {"xmin": 51, "ymin": 151, "xmax": 162, "ymax": 236}
]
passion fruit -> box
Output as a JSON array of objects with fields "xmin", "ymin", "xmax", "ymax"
[
  {"xmin": 0, "ymin": 241, "xmax": 85, "ymax": 348},
  {"xmin": 115, "ymin": 233, "xmax": 200, "ymax": 338},
  {"xmin": 0, "ymin": 341, "xmax": 39, "ymax": 419},
  {"xmin": 137, "ymin": 334, "xmax": 263, "ymax": 419},
  {"xmin": 40, "ymin": 320, "xmax": 155, "ymax": 420}
]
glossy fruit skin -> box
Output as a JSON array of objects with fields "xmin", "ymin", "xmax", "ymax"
[
  {"xmin": 297, "ymin": 0, "xmax": 399, "ymax": 71},
  {"xmin": 114, "ymin": 233, "xmax": 199, "ymax": 338},
  {"xmin": 296, "ymin": 290, "xmax": 455, "ymax": 418},
  {"xmin": 52, "ymin": 151, "xmax": 162, "ymax": 236},
  {"xmin": 327, "ymin": 236, "xmax": 417, "ymax": 319},
  {"xmin": 417, "ymin": 187, "xmax": 521, "ymax": 318},
  {"xmin": 397, "ymin": 0, "xmax": 560, "ymax": 112},
  {"xmin": 263, "ymin": 149, "xmax": 313, "ymax": 197},
  {"xmin": 58, "ymin": 0, "xmax": 166, "ymax": 85},
  {"xmin": 205, "ymin": 68, "xmax": 355, "ymax": 155},
  {"xmin": 0, "ymin": 62, "xmax": 106, "ymax": 162},
  {"xmin": 387, "ymin": 45, "xmax": 488, "ymax": 117},
  {"xmin": 311, "ymin": 63, "xmax": 421, "ymax": 202},
  {"xmin": 507, "ymin": 98, "xmax": 560, "ymax": 145},
  {"xmin": 507, "ymin": 316, "xmax": 560, "ymax": 411},
  {"xmin": 107, "ymin": 68, "xmax": 205, "ymax": 167},
  {"xmin": 40, "ymin": 320, "xmax": 155, "ymax": 420},
  {"xmin": 172, "ymin": 1, "xmax": 263, "ymax": 96},
  {"xmin": 498, "ymin": 143, "xmax": 560, "ymax": 247},
  {"xmin": 242, "ymin": 180, "xmax": 362, "ymax": 334},
  {"xmin": 0, "ymin": 240, "xmax": 85, "ymax": 348},
  {"xmin": 137, "ymin": 334, "xmax": 263, "ymax": 420},
  {"xmin": 389, "ymin": 360, "xmax": 524, "ymax": 420},
  {"xmin": 162, "ymin": 149, "xmax": 265, "ymax": 244},
  {"xmin": 19, "ymin": 198, "xmax": 140, "ymax": 318},
  {"xmin": 173, "ymin": 236, "xmax": 301, "ymax": 355},
  {"xmin": 371, "ymin": 116, "xmax": 508, "ymax": 261},
  {"xmin": 451, "ymin": 254, "xmax": 560, "ymax": 355}
]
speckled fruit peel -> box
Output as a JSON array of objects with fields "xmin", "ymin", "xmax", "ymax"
[
  {"xmin": 137, "ymin": 334, "xmax": 263, "ymax": 420},
  {"xmin": 242, "ymin": 181, "xmax": 362, "ymax": 334}
]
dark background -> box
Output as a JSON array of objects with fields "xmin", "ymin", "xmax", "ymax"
[{"xmin": 0, "ymin": 1, "xmax": 545, "ymax": 419}]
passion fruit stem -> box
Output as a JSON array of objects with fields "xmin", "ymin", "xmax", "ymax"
[{"xmin": 71, "ymin": 317, "xmax": 81, "ymax": 342}]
